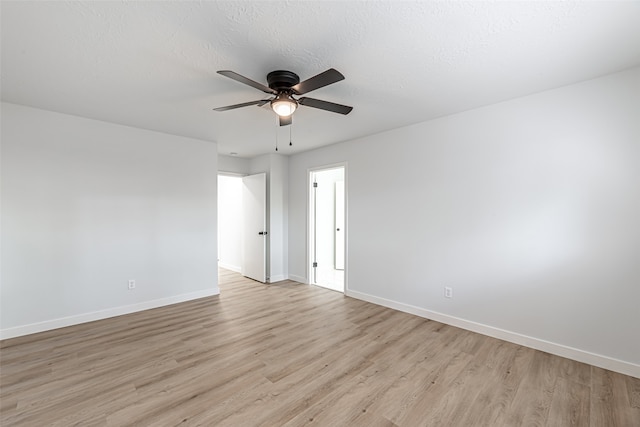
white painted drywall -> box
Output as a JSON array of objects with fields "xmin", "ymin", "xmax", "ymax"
[
  {"xmin": 267, "ymin": 154, "xmax": 289, "ymax": 283},
  {"xmin": 218, "ymin": 154, "xmax": 251, "ymax": 175},
  {"xmin": 217, "ymin": 175, "xmax": 243, "ymax": 272},
  {"xmin": 1, "ymin": 103, "xmax": 219, "ymax": 338},
  {"xmin": 288, "ymin": 67, "xmax": 640, "ymax": 373}
]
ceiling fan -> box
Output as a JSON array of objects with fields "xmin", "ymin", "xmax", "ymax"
[{"xmin": 213, "ymin": 68, "xmax": 353, "ymax": 126}]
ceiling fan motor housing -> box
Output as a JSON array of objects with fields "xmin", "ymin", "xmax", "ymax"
[{"xmin": 267, "ymin": 70, "xmax": 300, "ymax": 91}]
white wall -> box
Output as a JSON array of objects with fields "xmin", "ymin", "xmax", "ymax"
[
  {"xmin": 218, "ymin": 154, "xmax": 250, "ymax": 175},
  {"xmin": 267, "ymin": 154, "xmax": 289, "ymax": 282},
  {"xmin": 217, "ymin": 175, "xmax": 243, "ymax": 272},
  {"xmin": 1, "ymin": 103, "xmax": 219, "ymax": 338},
  {"xmin": 288, "ymin": 68, "xmax": 640, "ymax": 376}
]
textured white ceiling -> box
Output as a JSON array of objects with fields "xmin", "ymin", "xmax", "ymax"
[{"xmin": 2, "ymin": 1, "xmax": 639, "ymax": 157}]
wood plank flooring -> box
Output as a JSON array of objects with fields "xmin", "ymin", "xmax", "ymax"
[{"xmin": 1, "ymin": 268, "xmax": 639, "ymax": 426}]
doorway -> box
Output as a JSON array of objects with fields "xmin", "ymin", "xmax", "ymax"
[
  {"xmin": 218, "ymin": 175, "xmax": 243, "ymax": 273},
  {"xmin": 309, "ymin": 165, "xmax": 346, "ymax": 292},
  {"xmin": 218, "ymin": 173, "xmax": 267, "ymax": 283}
]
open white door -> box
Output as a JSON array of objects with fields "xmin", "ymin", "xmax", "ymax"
[
  {"xmin": 242, "ymin": 173, "xmax": 267, "ymax": 283},
  {"xmin": 335, "ymin": 180, "xmax": 345, "ymax": 270},
  {"xmin": 309, "ymin": 166, "xmax": 345, "ymax": 292}
]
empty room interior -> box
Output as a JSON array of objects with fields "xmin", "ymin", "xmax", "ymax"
[{"xmin": 1, "ymin": 1, "xmax": 639, "ymax": 426}]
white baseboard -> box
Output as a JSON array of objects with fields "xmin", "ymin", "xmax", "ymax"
[
  {"xmin": 218, "ymin": 261, "xmax": 241, "ymax": 273},
  {"xmin": 288, "ymin": 274, "xmax": 307, "ymax": 284},
  {"xmin": 268, "ymin": 274, "xmax": 288, "ymax": 283},
  {"xmin": 345, "ymin": 289, "xmax": 640, "ymax": 379},
  {"xmin": 0, "ymin": 288, "xmax": 220, "ymax": 341}
]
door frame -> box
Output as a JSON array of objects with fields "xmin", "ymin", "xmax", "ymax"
[{"xmin": 307, "ymin": 162, "xmax": 348, "ymax": 293}]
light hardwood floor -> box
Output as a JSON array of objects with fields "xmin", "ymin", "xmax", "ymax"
[{"xmin": 1, "ymin": 268, "xmax": 639, "ymax": 426}]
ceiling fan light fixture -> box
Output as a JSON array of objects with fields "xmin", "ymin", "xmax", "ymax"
[{"xmin": 271, "ymin": 94, "xmax": 298, "ymax": 117}]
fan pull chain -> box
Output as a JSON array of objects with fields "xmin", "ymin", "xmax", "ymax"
[
  {"xmin": 275, "ymin": 116, "xmax": 279, "ymax": 152},
  {"xmin": 289, "ymin": 123, "xmax": 292, "ymax": 146}
]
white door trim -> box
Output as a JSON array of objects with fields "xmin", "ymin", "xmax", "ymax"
[{"xmin": 307, "ymin": 162, "xmax": 348, "ymax": 293}]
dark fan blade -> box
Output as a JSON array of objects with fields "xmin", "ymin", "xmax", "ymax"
[
  {"xmin": 213, "ymin": 99, "xmax": 271, "ymax": 112},
  {"xmin": 298, "ymin": 97, "xmax": 353, "ymax": 115},
  {"xmin": 279, "ymin": 115, "xmax": 292, "ymax": 126},
  {"xmin": 217, "ymin": 70, "xmax": 277, "ymax": 95},
  {"xmin": 291, "ymin": 68, "xmax": 345, "ymax": 95}
]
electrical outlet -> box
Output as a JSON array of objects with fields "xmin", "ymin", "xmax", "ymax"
[
  {"xmin": 128, "ymin": 279, "xmax": 136, "ymax": 290},
  {"xmin": 444, "ymin": 286, "xmax": 453, "ymax": 298}
]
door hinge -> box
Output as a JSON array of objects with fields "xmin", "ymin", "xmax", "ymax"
[
  {"xmin": 313, "ymin": 262, "xmax": 318, "ymax": 268},
  {"xmin": 313, "ymin": 182, "xmax": 318, "ymax": 188}
]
